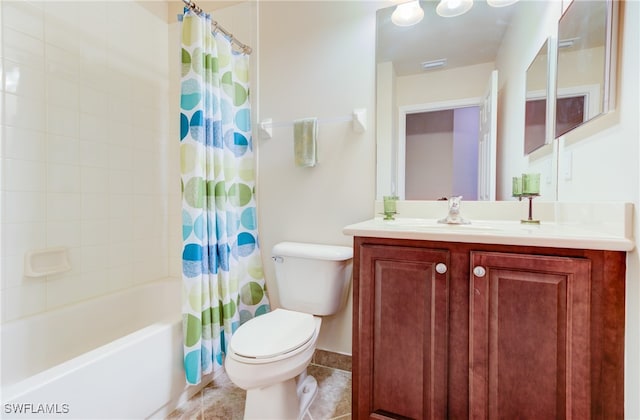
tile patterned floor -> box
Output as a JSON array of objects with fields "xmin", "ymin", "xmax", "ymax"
[{"xmin": 166, "ymin": 357, "xmax": 351, "ymax": 420}]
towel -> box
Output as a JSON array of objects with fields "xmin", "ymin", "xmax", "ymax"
[{"xmin": 293, "ymin": 118, "xmax": 318, "ymax": 167}]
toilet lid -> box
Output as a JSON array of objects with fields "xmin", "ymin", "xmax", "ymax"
[{"xmin": 230, "ymin": 309, "xmax": 316, "ymax": 360}]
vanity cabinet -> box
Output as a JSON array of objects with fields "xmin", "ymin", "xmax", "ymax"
[
  {"xmin": 352, "ymin": 237, "xmax": 625, "ymax": 420},
  {"xmin": 355, "ymin": 244, "xmax": 450, "ymax": 419}
]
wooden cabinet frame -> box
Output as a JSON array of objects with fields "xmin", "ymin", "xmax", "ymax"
[{"xmin": 352, "ymin": 236, "xmax": 625, "ymax": 420}]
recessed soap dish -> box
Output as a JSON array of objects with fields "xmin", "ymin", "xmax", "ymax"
[{"xmin": 24, "ymin": 247, "xmax": 71, "ymax": 278}]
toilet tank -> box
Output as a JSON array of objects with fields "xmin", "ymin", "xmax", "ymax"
[{"xmin": 271, "ymin": 242, "xmax": 353, "ymax": 316}]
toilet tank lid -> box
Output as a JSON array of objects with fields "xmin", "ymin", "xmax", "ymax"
[{"xmin": 272, "ymin": 242, "xmax": 353, "ymax": 261}]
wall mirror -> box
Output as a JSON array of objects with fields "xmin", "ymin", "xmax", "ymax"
[
  {"xmin": 375, "ymin": 1, "xmax": 521, "ymax": 200},
  {"xmin": 524, "ymin": 39, "xmax": 550, "ymax": 155},
  {"xmin": 555, "ymin": 0, "xmax": 616, "ymax": 138}
]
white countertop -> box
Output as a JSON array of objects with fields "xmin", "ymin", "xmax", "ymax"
[
  {"xmin": 343, "ymin": 218, "xmax": 635, "ymax": 251},
  {"xmin": 343, "ymin": 216, "xmax": 635, "ymax": 252}
]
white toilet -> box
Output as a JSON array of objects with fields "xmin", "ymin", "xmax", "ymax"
[{"xmin": 224, "ymin": 241, "xmax": 353, "ymax": 420}]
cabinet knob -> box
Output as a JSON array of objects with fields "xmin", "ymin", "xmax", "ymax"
[
  {"xmin": 435, "ymin": 263, "xmax": 447, "ymax": 274},
  {"xmin": 473, "ymin": 266, "xmax": 486, "ymax": 277}
]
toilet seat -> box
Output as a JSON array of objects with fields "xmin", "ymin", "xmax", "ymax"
[{"xmin": 229, "ymin": 309, "xmax": 317, "ymax": 364}]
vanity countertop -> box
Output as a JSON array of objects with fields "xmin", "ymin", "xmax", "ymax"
[{"xmin": 343, "ymin": 217, "xmax": 634, "ymax": 251}]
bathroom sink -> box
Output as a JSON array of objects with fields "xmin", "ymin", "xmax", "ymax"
[{"xmin": 381, "ymin": 218, "xmax": 499, "ymax": 232}]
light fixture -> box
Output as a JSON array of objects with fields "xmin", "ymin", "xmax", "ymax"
[
  {"xmin": 391, "ymin": 0, "xmax": 425, "ymax": 27},
  {"xmin": 487, "ymin": 0, "xmax": 519, "ymax": 7},
  {"xmin": 436, "ymin": 0, "xmax": 473, "ymax": 18}
]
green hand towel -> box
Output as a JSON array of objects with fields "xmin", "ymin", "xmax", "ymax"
[{"xmin": 293, "ymin": 118, "xmax": 318, "ymax": 167}]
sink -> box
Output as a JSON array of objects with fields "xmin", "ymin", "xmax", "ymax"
[{"xmin": 380, "ymin": 218, "xmax": 500, "ymax": 232}]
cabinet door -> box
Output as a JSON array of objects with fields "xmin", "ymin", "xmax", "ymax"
[
  {"xmin": 354, "ymin": 244, "xmax": 449, "ymax": 420},
  {"xmin": 469, "ymin": 251, "xmax": 591, "ymax": 420}
]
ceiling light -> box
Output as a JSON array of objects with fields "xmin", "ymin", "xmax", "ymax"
[
  {"xmin": 487, "ymin": 0, "xmax": 519, "ymax": 7},
  {"xmin": 436, "ymin": 0, "xmax": 473, "ymax": 18},
  {"xmin": 391, "ymin": 0, "xmax": 425, "ymax": 27}
]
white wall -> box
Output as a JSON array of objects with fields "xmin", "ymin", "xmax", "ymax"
[
  {"xmin": 256, "ymin": 1, "xmax": 379, "ymax": 354},
  {"xmin": 0, "ymin": 0, "xmax": 172, "ymax": 322}
]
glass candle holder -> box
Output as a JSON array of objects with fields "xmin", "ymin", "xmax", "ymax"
[
  {"xmin": 522, "ymin": 173, "xmax": 541, "ymax": 195},
  {"xmin": 512, "ymin": 176, "xmax": 522, "ymax": 197},
  {"xmin": 383, "ymin": 196, "xmax": 398, "ymax": 220}
]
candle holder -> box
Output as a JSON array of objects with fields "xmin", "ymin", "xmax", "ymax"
[
  {"xmin": 382, "ymin": 196, "xmax": 398, "ymax": 221},
  {"xmin": 519, "ymin": 193, "xmax": 540, "ymax": 224}
]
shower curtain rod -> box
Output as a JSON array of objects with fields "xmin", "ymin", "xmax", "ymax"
[{"xmin": 182, "ymin": 0, "xmax": 253, "ymax": 55}]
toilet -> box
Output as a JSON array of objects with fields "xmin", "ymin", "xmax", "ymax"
[{"xmin": 225, "ymin": 241, "xmax": 353, "ymax": 420}]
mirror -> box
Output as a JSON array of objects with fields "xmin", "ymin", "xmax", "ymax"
[
  {"xmin": 555, "ymin": 0, "xmax": 615, "ymax": 137},
  {"xmin": 376, "ymin": 1, "xmax": 521, "ymax": 200},
  {"xmin": 524, "ymin": 40, "xmax": 550, "ymax": 155}
]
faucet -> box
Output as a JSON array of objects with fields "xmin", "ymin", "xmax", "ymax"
[{"xmin": 437, "ymin": 196, "xmax": 470, "ymax": 225}]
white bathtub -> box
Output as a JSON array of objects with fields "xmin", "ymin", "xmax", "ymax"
[{"xmin": 1, "ymin": 278, "xmax": 209, "ymax": 419}]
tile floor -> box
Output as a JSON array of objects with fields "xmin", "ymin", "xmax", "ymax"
[{"xmin": 166, "ymin": 354, "xmax": 352, "ymax": 420}]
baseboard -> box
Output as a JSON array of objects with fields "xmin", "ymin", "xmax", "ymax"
[{"xmin": 311, "ymin": 349, "xmax": 352, "ymax": 372}]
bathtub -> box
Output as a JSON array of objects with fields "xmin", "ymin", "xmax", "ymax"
[{"xmin": 1, "ymin": 278, "xmax": 210, "ymax": 419}]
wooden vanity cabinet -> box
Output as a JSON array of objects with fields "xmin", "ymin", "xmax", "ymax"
[{"xmin": 352, "ymin": 236, "xmax": 625, "ymax": 420}]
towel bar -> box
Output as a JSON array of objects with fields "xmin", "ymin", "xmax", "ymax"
[{"xmin": 258, "ymin": 108, "xmax": 366, "ymax": 139}]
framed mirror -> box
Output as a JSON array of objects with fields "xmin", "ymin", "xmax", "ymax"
[
  {"xmin": 375, "ymin": 1, "xmax": 520, "ymax": 200},
  {"xmin": 555, "ymin": 0, "xmax": 617, "ymax": 138},
  {"xmin": 524, "ymin": 39, "xmax": 551, "ymax": 155}
]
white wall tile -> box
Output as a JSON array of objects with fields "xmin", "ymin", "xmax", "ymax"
[
  {"xmin": 80, "ymin": 166, "xmax": 109, "ymax": 194},
  {"xmin": 2, "ymin": 222, "xmax": 46, "ymax": 257},
  {"xmin": 46, "ymin": 268, "xmax": 110, "ymax": 310},
  {"xmin": 2, "ymin": 126, "xmax": 46, "ymax": 161},
  {"xmin": 79, "ymin": 113, "xmax": 108, "ymax": 143},
  {"xmin": 80, "ymin": 193, "xmax": 109, "ymax": 221},
  {"xmin": 47, "ymin": 134, "xmax": 79, "ymax": 165},
  {"xmin": 46, "ymin": 163, "xmax": 80, "ymax": 193},
  {"xmin": 108, "ymin": 170, "xmax": 133, "ymax": 194},
  {"xmin": 2, "ymin": 59, "xmax": 45, "ymax": 98},
  {"xmin": 0, "ymin": 254, "xmax": 25, "ymax": 289},
  {"xmin": 45, "ymin": 43, "xmax": 79, "ymax": 80},
  {"xmin": 79, "ymin": 86, "xmax": 108, "ymax": 116},
  {"xmin": 4, "ymin": 93, "xmax": 46, "ymax": 131},
  {"xmin": 3, "ymin": 28, "xmax": 45, "ymax": 70},
  {"xmin": 107, "ymin": 240, "xmax": 134, "ymax": 269},
  {"xmin": 47, "ymin": 74, "xmax": 78, "ymax": 109},
  {"xmin": 46, "ymin": 192, "xmax": 81, "ymax": 221},
  {"xmin": 79, "ymin": 140, "xmax": 109, "ymax": 169},
  {"xmin": 1, "ymin": 0, "xmax": 173, "ymax": 321},
  {"xmin": 46, "ymin": 220, "xmax": 81, "ymax": 248},
  {"xmin": 108, "ymin": 144, "xmax": 132, "ymax": 171},
  {"xmin": 46, "ymin": 273, "xmax": 104, "ymax": 311},
  {"xmin": 2, "ymin": 191, "xmax": 46, "ymax": 223},
  {"xmin": 106, "ymin": 121, "xmax": 131, "ymax": 145},
  {"xmin": 2, "ymin": 0, "xmax": 44, "ymax": 40},
  {"xmin": 107, "ymin": 264, "xmax": 134, "ymax": 291},
  {"xmin": 107, "ymin": 96, "xmax": 132, "ymax": 125},
  {"xmin": 80, "ymin": 244, "xmax": 109, "ymax": 272},
  {"xmin": 108, "ymin": 217, "xmax": 134, "ymax": 244},
  {"xmin": 1, "ymin": 280, "xmax": 47, "ymax": 322},
  {"xmin": 80, "ymin": 220, "xmax": 109, "ymax": 246},
  {"xmin": 2, "ymin": 158, "xmax": 46, "ymax": 191},
  {"xmin": 46, "ymin": 106, "xmax": 78, "ymax": 137}
]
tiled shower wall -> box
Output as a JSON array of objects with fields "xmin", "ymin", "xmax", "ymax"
[{"xmin": 0, "ymin": 1, "xmax": 180, "ymax": 322}]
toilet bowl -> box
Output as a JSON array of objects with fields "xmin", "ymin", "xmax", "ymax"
[
  {"xmin": 224, "ymin": 242, "xmax": 353, "ymax": 420},
  {"xmin": 225, "ymin": 309, "xmax": 322, "ymax": 419}
]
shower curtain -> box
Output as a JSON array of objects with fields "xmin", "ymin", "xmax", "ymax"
[{"xmin": 179, "ymin": 10, "xmax": 270, "ymax": 385}]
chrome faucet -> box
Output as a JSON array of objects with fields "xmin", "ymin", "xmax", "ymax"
[{"xmin": 438, "ymin": 196, "xmax": 470, "ymax": 225}]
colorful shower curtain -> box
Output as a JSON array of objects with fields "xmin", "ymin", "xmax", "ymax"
[{"xmin": 179, "ymin": 10, "xmax": 270, "ymax": 385}]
